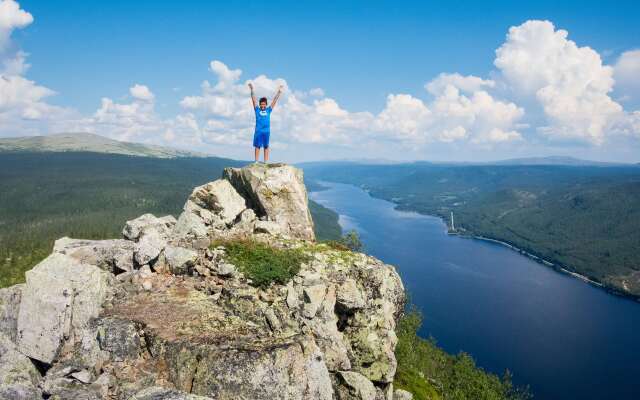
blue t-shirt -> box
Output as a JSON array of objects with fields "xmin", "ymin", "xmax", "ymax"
[{"xmin": 254, "ymin": 106, "xmax": 272, "ymax": 133}]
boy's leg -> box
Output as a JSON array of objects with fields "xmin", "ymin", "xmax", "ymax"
[
  {"xmin": 254, "ymin": 147, "xmax": 260, "ymax": 162},
  {"xmin": 264, "ymin": 132, "xmax": 270, "ymax": 163}
]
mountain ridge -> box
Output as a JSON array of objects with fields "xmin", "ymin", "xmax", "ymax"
[
  {"xmin": 0, "ymin": 132, "xmax": 206, "ymax": 158},
  {"xmin": 301, "ymin": 156, "xmax": 634, "ymax": 167}
]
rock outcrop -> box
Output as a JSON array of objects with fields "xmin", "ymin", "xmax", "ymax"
[
  {"xmin": 223, "ymin": 163, "xmax": 315, "ymax": 241},
  {"xmin": 0, "ymin": 334, "xmax": 42, "ymax": 399},
  {"xmin": 0, "ymin": 163, "xmax": 406, "ymax": 400}
]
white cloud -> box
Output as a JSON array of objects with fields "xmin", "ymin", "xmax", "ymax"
[
  {"xmin": 76, "ymin": 85, "xmax": 165, "ymax": 142},
  {"xmin": 309, "ymin": 88, "xmax": 325, "ymax": 97},
  {"xmin": 494, "ymin": 20, "xmax": 624, "ymax": 144},
  {"xmin": 0, "ymin": 74, "xmax": 55, "ymax": 118},
  {"xmin": 374, "ymin": 77, "xmax": 523, "ymax": 144},
  {"xmin": 426, "ymin": 73, "xmax": 495, "ymax": 95},
  {"xmin": 178, "ymin": 61, "xmax": 373, "ymax": 147},
  {"xmin": 1, "ymin": 1, "xmax": 639, "ymax": 161},
  {"xmin": 177, "ymin": 60, "xmax": 524, "ymax": 150},
  {"xmin": 0, "ymin": 0, "xmax": 33, "ymax": 51},
  {"xmin": 2, "ymin": 49, "xmax": 27, "ymax": 74},
  {"xmin": 129, "ymin": 84, "xmax": 154, "ymax": 101},
  {"xmin": 0, "ymin": 1, "xmax": 70, "ymax": 134},
  {"xmin": 375, "ymin": 94, "xmax": 431, "ymax": 142},
  {"xmin": 614, "ymin": 50, "xmax": 640, "ymax": 103}
]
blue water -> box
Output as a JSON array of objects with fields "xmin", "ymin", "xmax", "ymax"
[{"xmin": 310, "ymin": 182, "xmax": 640, "ymax": 400}]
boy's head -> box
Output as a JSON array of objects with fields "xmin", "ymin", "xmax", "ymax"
[{"xmin": 259, "ymin": 97, "xmax": 268, "ymax": 110}]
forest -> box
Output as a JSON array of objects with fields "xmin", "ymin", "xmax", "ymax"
[
  {"xmin": 0, "ymin": 152, "xmax": 340, "ymax": 287},
  {"xmin": 303, "ymin": 161, "xmax": 640, "ymax": 297}
]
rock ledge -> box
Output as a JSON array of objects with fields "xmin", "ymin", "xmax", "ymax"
[{"xmin": 0, "ymin": 163, "xmax": 406, "ymax": 400}]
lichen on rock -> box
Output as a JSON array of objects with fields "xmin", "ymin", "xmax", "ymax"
[{"xmin": 0, "ymin": 163, "xmax": 406, "ymax": 399}]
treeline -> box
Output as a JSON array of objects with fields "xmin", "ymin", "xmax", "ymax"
[{"xmin": 0, "ymin": 152, "xmax": 341, "ymax": 287}]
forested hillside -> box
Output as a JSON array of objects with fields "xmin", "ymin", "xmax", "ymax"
[
  {"xmin": 0, "ymin": 153, "xmax": 341, "ymax": 287},
  {"xmin": 303, "ymin": 162, "xmax": 640, "ymax": 297}
]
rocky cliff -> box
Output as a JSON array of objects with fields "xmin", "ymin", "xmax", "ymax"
[{"xmin": 0, "ymin": 163, "xmax": 408, "ymax": 400}]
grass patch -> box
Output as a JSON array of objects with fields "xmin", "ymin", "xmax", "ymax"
[
  {"xmin": 213, "ymin": 240, "xmax": 310, "ymax": 288},
  {"xmin": 395, "ymin": 309, "xmax": 531, "ymax": 400}
]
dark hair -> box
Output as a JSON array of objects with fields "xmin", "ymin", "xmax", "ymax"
[{"xmin": 259, "ymin": 97, "xmax": 268, "ymax": 104}]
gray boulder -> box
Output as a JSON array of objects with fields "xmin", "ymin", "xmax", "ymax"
[
  {"xmin": 0, "ymin": 333, "xmax": 42, "ymax": 399},
  {"xmin": 254, "ymin": 219, "xmax": 283, "ymax": 236},
  {"xmin": 172, "ymin": 180, "xmax": 248, "ymax": 245},
  {"xmin": 189, "ymin": 179, "xmax": 246, "ymax": 225},
  {"xmin": 336, "ymin": 279, "xmax": 366, "ymax": 311},
  {"xmin": 223, "ymin": 163, "xmax": 315, "ymax": 241},
  {"xmin": 335, "ymin": 371, "xmax": 377, "ymax": 400},
  {"xmin": 135, "ymin": 228, "xmax": 166, "ymax": 265},
  {"xmin": 303, "ymin": 284, "xmax": 327, "ymax": 318},
  {"xmin": 53, "ymin": 237, "xmax": 135, "ymax": 272},
  {"xmin": 172, "ymin": 211, "xmax": 209, "ymax": 243},
  {"xmin": 16, "ymin": 253, "xmax": 113, "ymax": 363},
  {"xmin": 130, "ymin": 386, "xmax": 213, "ymax": 400},
  {"xmin": 394, "ymin": 389, "xmax": 413, "ymax": 400},
  {"xmin": 95, "ymin": 317, "xmax": 144, "ymax": 362},
  {"xmin": 162, "ymin": 336, "xmax": 334, "ymax": 399},
  {"xmin": 123, "ymin": 214, "xmax": 175, "ymax": 265},
  {"xmin": 0, "ymin": 284, "xmax": 22, "ymax": 341},
  {"xmin": 163, "ymin": 245, "xmax": 198, "ymax": 275},
  {"xmin": 122, "ymin": 213, "xmax": 175, "ymax": 241}
]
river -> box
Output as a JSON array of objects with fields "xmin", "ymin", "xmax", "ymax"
[{"xmin": 310, "ymin": 181, "xmax": 640, "ymax": 400}]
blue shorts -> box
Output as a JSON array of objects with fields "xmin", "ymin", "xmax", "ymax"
[{"xmin": 253, "ymin": 131, "xmax": 270, "ymax": 148}]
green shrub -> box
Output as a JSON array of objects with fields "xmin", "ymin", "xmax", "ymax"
[
  {"xmin": 213, "ymin": 240, "xmax": 310, "ymax": 288},
  {"xmin": 324, "ymin": 230, "xmax": 363, "ymax": 252}
]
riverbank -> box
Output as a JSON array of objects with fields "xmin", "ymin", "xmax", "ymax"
[
  {"xmin": 394, "ymin": 198, "xmax": 640, "ymax": 302},
  {"xmin": 446, "ymin": 222, "xmax": 640, "ymax": 302},
  {"xmin": 309, "ymin": 180, "xmax": 640, "ymax": 400}
]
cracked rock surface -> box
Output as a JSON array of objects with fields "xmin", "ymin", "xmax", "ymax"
[{"xmin": 0, "ymin": 163, "xmax": 406, "ymax": 400}]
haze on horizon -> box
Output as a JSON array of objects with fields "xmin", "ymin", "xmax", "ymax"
[{"xmin": 1, "ymin": 0, "xmax": 639, "ymax": 163}]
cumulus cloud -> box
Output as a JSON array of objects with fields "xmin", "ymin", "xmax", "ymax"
[
  {"xmin": 375, "ymin": 76, "xmax": 523, "ymax": 144},
  {"xmin": 425, "ymin": 73, "xmax": 495, "ymax": 95},
  {"xmin": 0, "ymin": 1, "xmax": 73, "ymax": 135},
  {"xmin": 177, "ymin": 60, "xmax": 524, "ymax": 150},
  {"xmin": 0, "ymin": 74, "xmax": 56, "ymax": 119},
  {"xmin": 494, "ymin": 20, "xmax": 624, "ymax": 144},
  {"xmin": 179, "ymin": 61, "xmax": 373, "ymax": 147},
  {"xmin": 73, "ymin": 85, "xmax": 166, "ymax": 142},
  {"xmin": 129, "ymin": 84, "xmax": 154, "ymax": 101},
  {"xmin": 614, "ymin": 50, "xmax": 640, "ymax": 103},
  {"xmin": 1, "ymin": 1, "xmax": 639, "ymax": 160},
  {"xmin": 0, "ymin": 0, "xmax": 32, "ymax": 51}
]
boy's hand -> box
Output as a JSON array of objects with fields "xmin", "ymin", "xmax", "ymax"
[{"xmin": 278, "ymin": 84, "xmax": 284, "ymax": 92}]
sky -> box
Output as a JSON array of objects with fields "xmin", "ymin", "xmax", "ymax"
[{"xmin": 1, "ymin": 0, "xmax": 639, "ymax": 163}]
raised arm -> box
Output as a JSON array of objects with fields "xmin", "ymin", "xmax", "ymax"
[
  {"xmin": 270, "ymin": 85, "xmax": 284, "ymax": 109},
  {"xmin": 248, "ymin": 82, "xmax": 257, "ymax": 108}
]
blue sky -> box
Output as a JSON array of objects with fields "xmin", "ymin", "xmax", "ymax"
[{"xmin": 2, "ymin": 0, "xmax": 640, "ymax": 162}]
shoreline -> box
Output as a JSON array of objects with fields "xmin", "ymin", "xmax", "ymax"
[
  {"xmin": 312, "ymin": 182, "xmax": 640, "ymax": 302},
  {"xmin": 394, "ymin": 203, "xmax": 640, "ymax": 302},
  {"xmin": 446, "ymin": 227, "xmax": 640, "ymax": 302}
]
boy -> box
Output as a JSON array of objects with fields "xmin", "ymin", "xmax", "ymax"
[{"xmin": 248, "ymin": 82, "xmax": 283, "ymax": 163}]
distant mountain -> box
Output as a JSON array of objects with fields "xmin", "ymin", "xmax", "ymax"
[
  {"xmin": 0, "ymin": 132, "xmax": 205, "ymax": 158},
  {"xmin": 302, "ymin": 156, "xmax": 633, "ymax": 168},
  {"xmin": 490, "ymin": 156, "xmax": 627, "ymax": 167}
]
